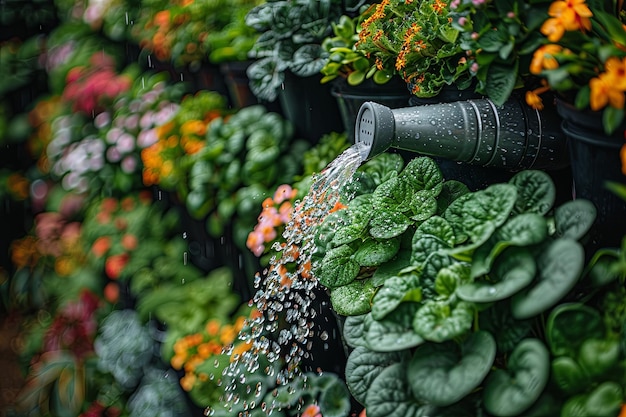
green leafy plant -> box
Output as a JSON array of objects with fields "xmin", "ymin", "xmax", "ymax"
[
  {"xmin": 312, "ymin": 155, "xmax": 610, "ymax": 416},
  {"xmin": 245, "ymin": 0, "xmax": 370, "ymax": 101},
  {"xmin": 320, "ymin": 13, "xmax": 394, "ymax": 86}
]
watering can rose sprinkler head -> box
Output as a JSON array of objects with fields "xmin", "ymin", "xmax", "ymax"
[{"xmin": 354, "ymin": 99, "xmax": 570, "ymax": 170}]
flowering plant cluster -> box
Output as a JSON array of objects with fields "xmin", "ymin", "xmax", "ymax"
[
  {"xmin": 53, "ymin": 0, "xmax": 139, "ymax": 41},
  {"xmin": 526, "ymin": 0, "xmax": 626, "ymax": 133},
  {"xmin": 131, "ymin": 0, "xmax": 260, "ymax": 68},
  {"xmin": 140, "ymin": 89, "xmax": 227, "ymax": 190}
]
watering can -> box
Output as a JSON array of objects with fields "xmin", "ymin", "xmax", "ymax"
[{"xmin": 354, "ymin": 96, "xmax": 569, "ymax": 170}]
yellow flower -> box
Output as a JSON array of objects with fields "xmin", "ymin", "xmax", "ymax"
[
  {"xmin": 589, "ymin": 73, "xmax": 625, "ymax": 111},
  {"xmin": 180, "ymin": 373, "xmax": 196, "ymax": 392},
  {"xmin": 547, "ymin": 0, "xmax": 592, "ymax": 32},
  {"xmin": 540, "ymin": 18, "xmax": 566, "ymax": 42},
  {"xmin": 530, "ymin": 44, "xmax": 563, "ymax": 74}
]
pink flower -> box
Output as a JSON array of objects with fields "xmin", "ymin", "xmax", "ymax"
[{"xmin": 273, "ymin": 184, "xmax": 296, "ymax": 204}]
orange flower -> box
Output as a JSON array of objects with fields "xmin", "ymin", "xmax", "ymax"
[
  {"xmin": 104, "ymin": 253, "xmax": 129, "ymax": 279},
  {"xmin": 10, "ymin": 236, "xmax": 40, "ymax": 269},
  {"xmin": 205, "ymin": 319, "xmax": 220, "ymax": 336},
  {"xmin": 530, "ymin": 44, "xmax": 563, "ymax": 74},
  {"xmin": 589, "ymin": 73, "xmax": 625, "ymax": 111},
  {"xmin": 92, "ymin": 236, "xmax": 111, "ymax": 258},
  {"xmin": 103, "ymin": 282, "xmax": 119, "ymax": 304},
  {"xmin": 229, "ymin": 340, "xmax": 253, "ymax": 362},
  {"xmin": 302, "ymin": 404, "xmax": 322, "ymax": 417},
  {"xmin": 179, "ymin": 373, "xmax": 196, "ymax": 392},
  {"xmin": 621, "ymin": 143, "xmax": 626, "ymax": 175},
  {"xmin": 546, "ymin": 0, "xmax": 592, "ymax": 34},
  {"xmin": 540, "ymin": 18, "xmax": 566, "ymax": 42},
  {"xmin": 618, "ymin": 404, "xmax": 626, "ymax": 417},
  {"xmin": 121, "ymin": 234, "xmax": 138, "ymax": 251}
]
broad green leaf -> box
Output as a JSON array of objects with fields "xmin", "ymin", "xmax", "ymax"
[
  {"xmin": 318, "ymin": 377, "xmax": 352, "ymax": 417},
  {"xmin": 444, "ymin": 183, "xmax": 517, "ymax": 244},
  {"xmin": 399, "ymin": 157, "xmax": 444, "ymax": 195},
  {"xmin": 411, "ymin": 234, "xmax": 450, "ymax": 265},
  {"xmin": 420, "ymin": 252, "xmax": 455, "ymax": 298},
  {"xmin": 554, "ymin": 200, "xmax": 597, "ymax": 240},
  {"xmin": 330, "ymin": 278, "xmax": 376, "ymax": 316},
  {"xmin": 371, "ymin": 274, "xmax": 421, "ymax": 320},
  {"xmin": 551, "ymin": 356, "xmax": 587, "ymax": 394},
  {"xmin": 509, "ymin": 170, "xmax": 556, "ymax": 215},
  {"xmin": 345, "ymin": 346, "xmax": 408, "ymax": 406},
  {"xmin": 437, "ymin": 180, "xmax": 471, "ymax": 215},
  {"xmin": 482, "ymin": 339, "xmax": 550, "ymax": 417},
  {"xmin": 412, "ymin": 300, "xmax": 474, "ymax": 342},
  {"xmin": 371, "ymin": 250, "xmax": 413, "ymax": 287},
  {"xmin": 577, "ymin": 338, "xmax": 621, "ymax": 378},
  {"xmin": 354, "ymin": 238, "xmax": 401, "ymax": 267},
  {"xmin": 458, "ymin": 247, "xmax": 536, "ymax": 303},
  {"xmin": 585, "ymin": 248, "xmax": 622, "ymax": 287},
  {"xmin": 485, "ymin": 61, "xmax": 517, "ymax": 106},
  {"xmin": 369, "ymin": 210, "xmax": 413, "ymax": 239},
  {"xmin": 470, "ymin": 216, "xmax": 543, "ymax": 278},
  {"xmin": 416, "ymin": 216, "xmax": 456, "ymax": 247},
  {"xmin": 342, "ymin": 314, "xmax": 369, "ymax": 348},
  {"xmin": 409, "ymin": 191, "xmax": 438, "ymax": 221},
  {"xmin": 372, "ymin": 176, "xmax": 413, "ymax": 213},
  {"xmin": 434, "ymin": 263, "xmax": 471, "ymax": 298},
  {"xmin": 318, "ymin": 245, "xmax": 360, "ymax": 289},
  {"xmin": 407, "ymin": 331, "xmax": 496, "ymax": 406},
  {"xmin": 583, "ymin": 382, "xmax": 623, "ymax": 417},
  {"xmin": 511, "ymin": 239, "xmax": 585, "ymax": 319},
  {"xmin": 366, "ymin": 303, "xmax": 425, "ymax": 351},
  {"xmin": 545, "ymin": 303, "xmax": 604, "ymax": 358},
  {"xmin": 365, "ymin": 364, "xmax": 425, "ymax": 417}
]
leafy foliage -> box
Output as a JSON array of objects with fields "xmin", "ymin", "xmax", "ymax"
[{"xmin": 312, "ymin": 156, "xmax": 620, "ymax": 416}]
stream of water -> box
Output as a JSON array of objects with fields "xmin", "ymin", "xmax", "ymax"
[{"xmin": 207, "ymin": 144, "xmax": 365, "ymax": 416}]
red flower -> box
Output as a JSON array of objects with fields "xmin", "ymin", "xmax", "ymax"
[
  {"xmin": 104, "ymin": 253, "xmax": 129, "ymax": 279},
  {"xmin": 121, "ymin": 234, "xmax": 138, "ymax": 251},
  {"xmin": 91, "ymin": 236, "xmax": 111, "ymax": 258}
]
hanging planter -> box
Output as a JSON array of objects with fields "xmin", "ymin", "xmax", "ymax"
[{"xmin": 556, "ymin": 99, "xmax": 626, "ymax": 249}]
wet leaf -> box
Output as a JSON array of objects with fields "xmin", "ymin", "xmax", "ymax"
[
  {"xmin": 330, "ymin": 278, "xmax": 376, "ymax": 316},
  {"xmin": 482, "ymin": 338, "xmax": 550, "ymax": 417},
  {"xmin": 399, "ymin": 156, "xmax": 444, "ymax": 196},
  {"xmin": 372, "ymin": 176, "xmax": 413, "ymax": 213},
  {"xmin": 345, "ymin": 346, "xmax": 408, "ymax": 405},
  {"xmin": 369, "ymin": 209, "xmax": 412, "ymax": 239},
  {"xmin": 408, "ymin": 331, "xmax": 496, "ymax": 406},
  {"xmin": 354, "ymin": 237, "xmax": 401, "ymax": 267},
  {"xmin": 434, "ymin": 262, "xmax": 471, "ymax": 298},
  {"xmin": 408, "ymin": 191, "xmax": 438, "ymax": 221},
  {"xmin": 318, "ymin": 245, "xmax": 360, "ymax": 288},
  {"xmin": 458, "ymin": 247, "xmax": 536, "ymax": 303},
  {"xmin": 366, "ymin": 303, "xmax": 425, "ymax": 351},
  {"xmin": 365, "ymin": 364, "xmax": 424, "ymax": 417},
  {"xmin": 436, "ymin": 180, "xmax": 470, "ymax": 214},
  {"xmin": 511, "ymin": 239, "xmax": 585, "ymax": 319},
  {"xmin": 410, "ymin": 234, "xmax": 450, "ymax": 265},
  {"xmin": 413, "ymin": 300, "xmax": 474, "ymax": 342},
  {"xmin": 471, "ymin": 213, "xmax": 547, "ymax": 277},
  {"xmin": 509, "ymin": 170, "xmax": 556, "ymax": 215},
  {"xmin": 416, "ymin": 216, "xmax": 456, "ymax": 247},
  {"xmin": 444, "ymin": 183, "xmax": 517, "ymax": 244}
]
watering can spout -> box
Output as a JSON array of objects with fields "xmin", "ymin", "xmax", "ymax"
[{"xmin": 354, "ymin": 98, "xmax": 569, "ymax": 171}]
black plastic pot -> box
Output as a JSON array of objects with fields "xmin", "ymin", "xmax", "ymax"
[
  {"xmin": 278, "ymin": 71, "xmax": 344, "ymax": 143},
  {"xmin": 557, "ymin": 99, "xmax": 626, "ymax": 249}
]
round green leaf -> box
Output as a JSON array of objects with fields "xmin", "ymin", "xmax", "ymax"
[
  {"xmin": 545, "ymin": 303, "xmax": 604, "ymax": 357},
  {"xmin": 318, "ymin": 245, "xmax": 360, "ymax": 289},
  {"xmin": 457, "ymin": 247, "xmax": 536, "ymax": 302},
  {"xmin": 365, "ymin": 363, "xmax": 424, "ymax": 417},
  {"xmin": 369, "ymin": 210, "xmax": 413, "ymax": 239},
  {"xmin": 345, "ymin": 346, "xmax": 408, "ymax": 406},
  {"xmin": 354, "ymin": 237, "xmax": 401, "ymax": 267},
  {"xmin": 583, "ymin": 381, "xmax": 623, "ymax": 417},
  {"xmin": 407, "ymin": 331, "xmax": 496, "ymax": 406},
  {"xmin": 330, "ymin": 278, "xmax": 376, "ymax": 316},
  {"xmin": 554, "ymin": 199, "xmax": 597, "ymax": 240},
  {"xmin": 371, "ymin": 274, "xmax": 421, "ymax": 320},
  {"xmin": 342, "ymin": 314, "xmax": 368, "ymax": 349},
  {"xmin": 318, "ymin": 377, "xmax": 352, "ymax": 417},
  {"xmin": 511, "ymin": 239, "xmax": 585, "ymax": 319},
  {"xmin": 413, "ymin": 300, "xmax": 474, "ymax": 342},
  {"xmin": 366, "ymin": 303, "xmax": 425, "ymax": 352},
  {"xmin": 577, "ymin": 338, "xmax": 621, "ymax": 378},
  {"xmin": 509, "ymin": 170, "xmax": 556, "ymax": 215},
  {"xmin": 483, "ymin": 338, "xmax": 550, "ymax": 417},
  {"xmin": 551, "ymin": 356, "xmax": 587, "ymax": 395}
]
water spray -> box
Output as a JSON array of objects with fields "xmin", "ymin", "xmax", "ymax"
[{"xmin": 354, "ymin": 97, "xmax": 569, "ymax": 170}]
